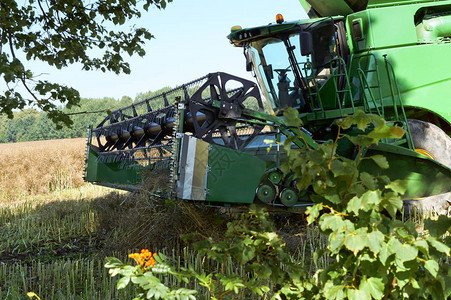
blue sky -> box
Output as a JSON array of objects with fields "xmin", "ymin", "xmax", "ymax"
[{"xmin": 31, "ymin": 0, "xmax": 307, "ymax": 99}]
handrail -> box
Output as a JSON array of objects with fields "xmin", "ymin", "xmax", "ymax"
[
  {"xmin": 329, "ymin": 56, "xmax": 355, "ymax": 115},
  {"xmin": 356, "ymin": 68, "xmax": 381, "ymax": 115},
  {"xmin": 383, "ymin": 55, "xmax": 415, "ymax": 150},
  {"xmin": 302, "ymin": 60, "xmax": 324, "ymax": 113},
  {"xmin": 356, "ymin": 53, "xmax": 384, "ymax": 116}
]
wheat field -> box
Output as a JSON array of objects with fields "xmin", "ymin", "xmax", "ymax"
[{"xmin": 0, "ymin": 138, "xmax": 87, "ymax": 204}]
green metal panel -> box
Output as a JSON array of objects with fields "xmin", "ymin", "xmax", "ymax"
[
  {"xmin": 346, "ymin": 7, "xmax": 419, "ymax": 53},
  {"xmin": 176, "ymin": 134, "xmax": 266, "ymax": 203},
  {"xmin": 347, "ymin": 1, "xmax": 451, "ymax": 51},
  {"xmin": 85, "ymin": 147, "xmax": 141, "ymax": 186},
  {"xmin": 205, "ymin": 143, "xmax": 266, "ymax": 204},
  {"xmin": 367, "ymin": 0, "xmax": 449, "ymax": 8},
  {"xmin": 359, "ymin": 144, "xmax": 451, "ymax": 198},
  {"xmin": 368, "ymin": 6, "xmax": 419, "ymax": 49},
  {"xmin": 299, "ymin": 0, "xmax": 368, "ymax": 17},
  {"xmin": 345, "ymin": 0, "xmax": 451, "ymax": 126},
  {"xmin": 304, "ymin": 0, "xmax": 353, "ymax": 17},
  {"xmin": 349, "ymin": 43, "xmax": 451, "ymax": 125}
]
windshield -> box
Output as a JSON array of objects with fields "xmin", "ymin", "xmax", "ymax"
[
  {"xmin": 247, "ymin": 19, "xmax": 337, "ymax": 113},
  {"xmin": 249, "ymin": 34, "xmax": 307, "ymax": 111}
]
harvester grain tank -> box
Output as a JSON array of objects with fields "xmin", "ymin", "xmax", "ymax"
[{"xmin": 84, "ymin": 0, "xmax": 451, "ymax": 213}]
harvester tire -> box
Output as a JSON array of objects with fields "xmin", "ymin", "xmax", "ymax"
[
  {"xmin": 408, "ymin": 119, "xmax": 451, "ymax": 168},
  {"xmin": 404, "ymin": 119, "xmax": 451, "ymax": 215}
]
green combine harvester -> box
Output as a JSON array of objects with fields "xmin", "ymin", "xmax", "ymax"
[{"xmin": 84, "ymin": 0, "xmax": 451, "ymax": 213}]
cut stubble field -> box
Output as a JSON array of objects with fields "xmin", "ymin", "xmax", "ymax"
[{"xmin": 0, "ymin": 138, "xmax": 325, "ymax": 299}]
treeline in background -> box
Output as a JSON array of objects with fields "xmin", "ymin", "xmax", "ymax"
[{"xmin": 0, "ymin": 87, "xmax": 170, "ymax": 143}]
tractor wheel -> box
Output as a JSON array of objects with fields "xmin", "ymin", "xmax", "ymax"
[
  {"xmin": 408, "ymin": 119, "xmax": 451, "ymax": 167},
  {"xmin": 404, "ymin": 120, "xmax": 451, "ymax": 215}
]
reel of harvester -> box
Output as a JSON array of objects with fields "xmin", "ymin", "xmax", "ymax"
[{"xmin": 84, "ymin": 72, "xmax": 271, "ymax": 198}]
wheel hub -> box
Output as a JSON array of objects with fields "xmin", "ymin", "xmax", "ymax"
[{"xmin": 256, "ymin": 180, "xmax": 276, "ymax": 204}]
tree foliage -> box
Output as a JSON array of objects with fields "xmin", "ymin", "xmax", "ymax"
[
  {"xmin": 0, "ymin": 87, "xmax": 171, "ymax": 143},
  {"xmin": 0, "ymin": 0, "xmax": 172, "ymax": 127},
  {"xmin": 0, "ymin": 97, "xmax": 125, "ymax": 142}
]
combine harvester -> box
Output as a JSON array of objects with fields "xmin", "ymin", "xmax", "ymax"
[{"xmin": 84, "ymin": 0, "xmax": 451, "ymax": 213}]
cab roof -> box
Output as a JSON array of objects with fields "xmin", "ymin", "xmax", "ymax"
[{"xmin": 227, "ymin": 18, "xmax": 334, "ymax": 47}]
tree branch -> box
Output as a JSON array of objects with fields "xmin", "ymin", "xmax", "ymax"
[{"xmin": 7, "ymin": 29, "xmax": 40, "ymax": 103}]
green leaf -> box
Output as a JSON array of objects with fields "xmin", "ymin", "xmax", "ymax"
[
  {"xmin": 368, "ymin": 114, "xmax": 386, "ymax": 127},
  {"xmin": 283, "ymin": 107, "xmax": 303, "ymax": 127},
  {"xmin": 330, "ymin": 159, "xmax": 356, "ymax": 177},
  {"xmin": 347, "ymin": 190, "xmax": 381, "ymax": 214},
  {"xmin": 324, "ymin": 281, "xmax": 345, "ymax": 299},
  {"xmin": 427, "ymin": 236, "xmax": 450, "ymax": 255},
  {"xmin": 359, "ymin": 277, "xmax": 384, "ymax": 300},
  {"xmin": 117, "ymin": 276, "xmax": 130, "ymax": 289},
  {"xmin": 329, "ymin": 231, "xmax": 346, "ymax": 253},
  {"xmin": 306, "ymin": 204, "xmax": 322, "ymax": 224},
  {"xmin": 424, "ymin": 215, "xmax": 451, "ymax": 237},
  {"xmin": 347, "ymin": 196, "xmax": 363, "ymax": 214},
  {"xmin": 240, "ymin": 246, "xmax": 255, "ymax": 264},
  {"xmin": 424, "ymin": 260, "xmax": 439, "ymax": 278},
  {"xmin": 105, "ymin": 257, "xmax": 123, "ymax": 268},
  {"xmin": 370, "ymin": 155, "xmax": 389, "ymax": 169},
  {"xmin": 367, "ymin": 124, "xmax": 405, "ymax": 140},
  {"xmin": 389, "ymin": 238, "xmax": 418, "ymax": 263},
  {"xmin": 320, "ymin": 214, "xmax": 345, "ymax": 231},
  {"xmin": 307, "ymin": 150, "xmax": 325, "ymax": 164},
  {"xmin": 338, "ymin": 115, "xmax": 354, "ymax": 130},
  {"xmin": 353, "ymin": 110, "xmax": 372, "ymax": 131},
  {"xmin": 385, "ymin": 180, "xmax": 408, "ymax": 195},
  {"xmin": 347, "ymin": 288, "xmax": 371, "ymax": 300},
  {"xmin": 344, "ymin": 228, "xmax": 368, "ymax": 255},
  {"xmin": 413, "ymin": 239, "xmax": 429, "ymax": 255},
  {"xmin": 360, "ymin": 172, "xmax": 378, "ymax": 190},
  {"xmin": 367, "ymin": 231, "xmax": 384, "ymax": 255},
  {"xmin": 381, "ymin": 192, "xmax": 403, "ymax": 218},
  {"xmin": 345, "ymin": 134, "xmax": 375, "ymax": 147},
  {"xmin": 379, "ymin": 243, "xmax": 393, "ymax": 266}
]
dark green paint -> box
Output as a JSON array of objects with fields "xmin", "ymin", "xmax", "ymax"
[
  {"xmin": 205, "ymin": 144, "xmax": 266, "ymax": 204},
  {"xmin": 360, "ymin": 144, "xmax": 451, "ymax": 198},
  {"xmin": 85, "ymin": 148, "xmax": 141, "ymax": 186}
]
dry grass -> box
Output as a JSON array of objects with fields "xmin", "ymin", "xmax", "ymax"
[
  {"xmin": 0, "ymin": 138, "xmax": 86, "ymax": 203},
  {"xmin": 0, "ymin": 137, "xmax": 230, "ymax": 255},
  {"xmin": 0, "ymin": 138, "xmax": 326, "ymax": 299}
]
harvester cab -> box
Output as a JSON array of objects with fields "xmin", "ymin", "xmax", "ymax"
[
  {"xmin": 228, "ymin": 16, "xmax": 344, "ymax": 114},
  {"xmin": 84, "ymin": 0, "xmax": 451, "ymax": 213}
]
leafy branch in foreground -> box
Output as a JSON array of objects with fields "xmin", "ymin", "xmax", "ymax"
[
  {"xmin": 283, "ymin": 109, "xmax": 450, "ymax": 299},
  {"xmin": 106, "ymin": 109, "xmax": 450, "ymax": 299},
  {"xmin": 0, "ymin": 0, "xmax": 172, "ymax": 127}
]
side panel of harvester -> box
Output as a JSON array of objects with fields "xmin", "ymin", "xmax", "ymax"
[
  {"xmin": 176, "ymin": 134, "xmax": 266, "ymax": 204},
  {"xmin": 346, "ymin": 1, "xmax": 451, "ymax": 126}
]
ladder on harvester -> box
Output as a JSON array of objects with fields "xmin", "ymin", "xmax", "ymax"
[
  {"xmin": 302, "ymin": 60, "xmax": 325, "ymax": 115},
  {"xmin": 356, "ymin": 53, "xmax": 384, "ymax": 116},
  {"xmin": 302, "ymin": 57, "xmax": 356, "ymax": 118},
  {"xmin": 329, "ymin": 57, "xmax": 355, "ymax": 115},
  {"xmin": 355, "ymin": 53, "xmax": 414, "ymax": 149}
]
